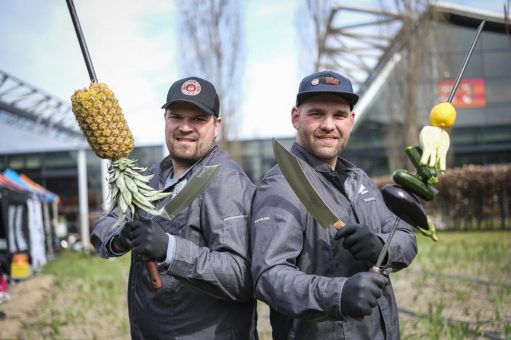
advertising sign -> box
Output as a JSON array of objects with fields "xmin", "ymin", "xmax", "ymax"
[{"xmin": 437, "ymin": 78, "xmax": 486, "ymax": 109}]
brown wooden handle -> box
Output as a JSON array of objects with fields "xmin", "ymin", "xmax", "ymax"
[
  {"xmin": 144, "ymin": 257, "xmax": 162, "ymax": 289},
  {"xmin": 333, "ymin": 220, "xmax": 345, "ymax": 230}
]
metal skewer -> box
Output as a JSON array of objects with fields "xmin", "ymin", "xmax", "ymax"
[
  {"xmin": 65, "ymin": 0, "xmax": 163, "ymax": 289},
  {"xmin": 66, "ymin": 0, "xmax": 98, "ymax": 83},
  {"xmin": 371, "ymin": 22, "xmax": 486, "ymax": 276},
  {"xmin": 374, "ymin": 218, "xmax": 400, "ymax": 270},
  {"xmin": 447, "ymin": 20, "xmax": 485, "ymax": 103}
]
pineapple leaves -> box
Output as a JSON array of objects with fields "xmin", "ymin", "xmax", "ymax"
[{"xmin": 106, "ymin": 158, "xmax": 170, "ymax": 228}]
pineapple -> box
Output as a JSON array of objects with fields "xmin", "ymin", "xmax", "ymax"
[
  {"xmin": 71, "ymin": 83, "xmax": 133, "ymax": 159},
  {"xmin": 71, "ymin": 82, "xmax": 169, "ymax": 227}
]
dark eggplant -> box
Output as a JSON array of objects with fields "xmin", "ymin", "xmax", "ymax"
[{"xmin": 381, "ymin": 184, "xmax": 438, "ymax": 241}]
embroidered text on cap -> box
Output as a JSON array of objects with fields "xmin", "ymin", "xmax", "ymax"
[
  {"xmin": 181, "ymin": 80, "xmax": 201, "ymax": 96},
  {"xmin": 311, "ymin": 76, "xmax": 340, "ymax": 86}
]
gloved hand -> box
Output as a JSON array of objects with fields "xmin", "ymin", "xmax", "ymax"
[
  {"xmin": 111, "ymin": 223, "xmax": 132, "ymax": 253},
  {"xmin": 130, "ymin": 219, "xmax": 169, "ymax": 262},
  {"xmin": 335, "ymin": 224, "xmax": 383, "ymax": 263},
  {"xmin": 341, "ymin": 272, "xmax": 388, "ymax": 317}
]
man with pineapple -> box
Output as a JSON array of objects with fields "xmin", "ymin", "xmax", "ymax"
[{"xmin": 90, "ymin": 77, "xmax": 258, "ymax": 339}]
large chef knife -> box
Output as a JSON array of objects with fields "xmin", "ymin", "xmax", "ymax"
[
  {"xmin": 161, "ymin": 164, "xmax": 222, "ymax": 220},
  {"xmin": 272, "ymin": 138, "xmax": 345, "ymax": 230},
  {"xmin": 146, "ymin": 164, "xmax": 221, "ymax": 289}
]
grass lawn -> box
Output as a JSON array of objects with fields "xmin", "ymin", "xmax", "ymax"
[
  {"xmin": 393, "ymin": 230, "xmax": 511, "ymax": 339},
  {"xmin": 24, "ymin": 251, "xmax": 131, "ymax": 339},
  {"xmin": 17, "ymin": 230, "xmax": 511, "ymax": 339}
]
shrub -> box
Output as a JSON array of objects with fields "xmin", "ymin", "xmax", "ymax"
[{"xmin": 374, "ymin": 164, "xmax": 511, "ymax": 230}]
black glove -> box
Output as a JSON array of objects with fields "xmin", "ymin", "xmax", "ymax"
[
  {"xmin": 130, "ymin": 219, "xmax": 168, "ymax": 262},
  {"xmin": 335, "ymin": 224, "xmax": 384, "ymax": 264},
  {"xmin": 341, "ymin": 272, "xmax": 388, "ymax": 317},
  {"xmin": 112, "ymin": 223, "xmax": 132, "ymax": 253}
]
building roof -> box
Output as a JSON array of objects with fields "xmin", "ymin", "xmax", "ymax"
[
  {"xmin": 0, "ymin": 69, "xmax": 86, "ymax": 154},
  {"xmin": 0, "ymin": 120, "xmax": 87, "ymax": 154},
  {"xmin": 319, "ymin": 2, "xmax": 509, "ymax": 128}
]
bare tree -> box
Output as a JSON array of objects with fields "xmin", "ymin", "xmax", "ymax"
[
  {"xmin": 302, "ymin": 0, "xmax": 433, "ymax": 171},
  {"xmin": 391, "ymin": 0, "xmax": 431, "ymax": 169},
  {"xmin": 177, "ymin": 0, "xmax": 245, "ymax": 157},
  {"xmin": 363, "ymin": 0, "xmax": 431, "ymax": 172},
  {"xmin": 296, "ymin": 0, "xmax": 334, "ymax": 73}
]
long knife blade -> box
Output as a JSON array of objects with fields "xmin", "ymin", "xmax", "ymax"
[
  {"xmin": 272, "ymin": 138, "xmax": 345, "ymax": 230},
  {"xmin": 161, "ymin": 164, "xmax": 221, "ymax": 220}
]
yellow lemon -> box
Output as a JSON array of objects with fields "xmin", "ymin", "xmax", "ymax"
[{"xmin": 429, "ymin": 102, "xmax": 457, "ymax": 128}]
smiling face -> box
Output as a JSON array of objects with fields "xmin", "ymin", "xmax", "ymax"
[
  {"xmin": 292, "ymin": 94, "xmax": 355, "ymax": 169},
  {"xmin": 165, "ymin": 102, "xmax": 221, "ymax": 173}
]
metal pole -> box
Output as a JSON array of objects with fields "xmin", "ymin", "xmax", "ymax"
[
  {"xmin": 78, "ymin": 149, "xmax": 90, "ymax": 251},
  {"xmin": 51, "ymin": 200, "xmax": 59, "ymax": 258},
  {"xmin": 66, "ymin": 0, "xmax": 98, "ymax": 83},
  {"xmin": 447, "ymin": 20, "xmax": 486, "ymax": 103},
  {"xmin": 374, "ymin": 217, "xmax": 400, "ymax": 269}
]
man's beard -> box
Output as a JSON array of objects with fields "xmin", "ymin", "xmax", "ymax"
[{"xmin": 167, "ymin": 135, "xmax": 216, "ymax": 165}]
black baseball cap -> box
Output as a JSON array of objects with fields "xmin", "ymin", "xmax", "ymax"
[
  {"xmin": 162, "ymin": 76, "xmax": 220, "ymax": 117},
  {"xmin": 296, "ymin": 71, "xmax": 359, "ymax": 110}
]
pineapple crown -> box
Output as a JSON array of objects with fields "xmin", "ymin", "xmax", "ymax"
[{"xmin": 162, "ymin": 76, "xmax": 220, "ymax": 117}]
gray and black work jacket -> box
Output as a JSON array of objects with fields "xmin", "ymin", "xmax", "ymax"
[
  {"xmin": 251, "ymin": 143, "xmax": 417, "ymax": 340},
  {"xmin": 91, "ymin": 144, "xmax": 258, "ymax": 340}
]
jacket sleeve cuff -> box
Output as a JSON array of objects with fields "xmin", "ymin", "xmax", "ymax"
[
  {"xmin": 324, "ymin": 277, "xmax": 348, "ymax": 321},
  {"xmin": 105, "ymin": 232, "xmax": 125, "ymax": 257},
  {"xmin": 159, "ymin": 234, "xmax": 176, "ymax": 270}
]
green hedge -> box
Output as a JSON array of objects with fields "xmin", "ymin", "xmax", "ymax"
[{"xmin": 373, "ymin": 164, "xmax": 511, "ymax": 230}]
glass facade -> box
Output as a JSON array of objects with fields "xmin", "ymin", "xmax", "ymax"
[
  {"xmin": 238, "ymin": 138, "xmax": 294, "ymax": 183},
  {"xmin": 346, "ymin": 18, "xmax": 511, "ymax": 176}
]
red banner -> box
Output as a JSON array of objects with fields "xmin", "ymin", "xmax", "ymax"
[{"xmin": 436, "ymin": 78, "xmax": 486, "ymax": 109}]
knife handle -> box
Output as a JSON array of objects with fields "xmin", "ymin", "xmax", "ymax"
[
  {"xmin": 369, "ymin": 266, "xmax": 382, "ymax": 274},
  {"xmin": 144, "ymin": 257, "xmax": 162, "ymax": 289},
  {"xmin": 333, "ymin": 220, "xmax": 345, "ymax": 229}
]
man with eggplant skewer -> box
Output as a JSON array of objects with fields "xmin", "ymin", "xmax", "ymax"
[
  {"xmin": 251, "ymin": 20, "xmax": 485, "ymax": 339},
  {"xmin": 250, "ymin": 71, "xmax": 418, "ymax": 339}
]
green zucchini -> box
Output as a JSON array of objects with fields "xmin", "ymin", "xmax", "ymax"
[
  {"xmin": 392, "ymin": 169, "xmax": 439, "ymax": 201},
  {"xmin": 405, "ymin": 146, "xmax": 438, "ymax": 185}
]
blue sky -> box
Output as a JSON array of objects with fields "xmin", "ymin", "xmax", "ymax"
[{"xmin": 0, "ymin": 0, "xmax": 505, "ymax": 146}]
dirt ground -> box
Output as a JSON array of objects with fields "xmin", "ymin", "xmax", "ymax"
[
  {"xmin": 0, "ymin": 274, "xmax": 55, "ymax": 339},
  {"xmin": 0, "ymin": 271, "xmax": 508, "ymax": 339},
  {"xmin": 392, "ymin": 271, "xmax": 511, "ymax": 339}
]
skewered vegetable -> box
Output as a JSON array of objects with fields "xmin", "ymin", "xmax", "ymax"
[
  {"xmin": 405, "ymin": 146, "xmax": 438, "ymax": 185},
  {"xmin": 392, "ymin": 169, "xmax": 439, "ymax": 201}
]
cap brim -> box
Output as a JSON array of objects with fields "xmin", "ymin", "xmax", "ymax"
[
  {"xmin": 296, "ymin": 91, "xmax": 359, "ymax": 108},
  {"xmin": 161, "ymin": 99, "xmax": 216, "ymax": 116}
]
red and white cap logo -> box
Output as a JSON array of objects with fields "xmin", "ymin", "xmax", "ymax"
[{"xmin": 181, "ymin": 80, "xmax": 202, "ymax": 96}]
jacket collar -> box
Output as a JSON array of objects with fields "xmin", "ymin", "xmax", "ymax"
[{"xmin": 159, "ymin": 143, "xmax": 220, "ymax": 188}]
